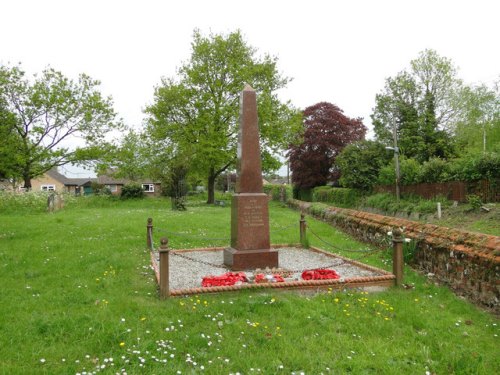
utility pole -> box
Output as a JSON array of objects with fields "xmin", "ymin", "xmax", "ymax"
[
  {"xmin": 386, "ymin": 112, "xmax": 400, "ymax": 203},
  {"xmin": 392, "ymin": 115, "xmax": 401, "ymax": 203}
]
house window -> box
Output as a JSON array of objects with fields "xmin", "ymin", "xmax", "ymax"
[
  {"xmin": 105, "ymin": 184, "xmax": 118, "ymax": 192},
  {"xmin": 142, "ymin": 184, "xmax": 154, "ymax": 193},
  {"xmin": 41, "ymin": 185, "xmax": 56, "ymax": 191}
]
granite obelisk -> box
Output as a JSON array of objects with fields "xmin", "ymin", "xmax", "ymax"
[{"xmin": 223, "ymin": 85, "xmax": 279, "ymax": 270}]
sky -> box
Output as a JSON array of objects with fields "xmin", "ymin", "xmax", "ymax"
[{"xmin": 1, "ymin": 0, "xmax": 499, "ymax": 177}]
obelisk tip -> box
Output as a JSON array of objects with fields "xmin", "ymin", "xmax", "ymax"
[{"xmin": 243, "ymin": 83, "xmax": 254, "ymax": 91}]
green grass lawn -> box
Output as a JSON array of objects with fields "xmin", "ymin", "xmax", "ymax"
[{"xmin": 0, "ymin": 196, "xmax": 498, "ymax": 374}]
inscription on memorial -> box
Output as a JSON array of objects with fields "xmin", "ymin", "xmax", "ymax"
[{"xmin": 241, "ymin": 199, "xmax": 264, "ymax": 227}]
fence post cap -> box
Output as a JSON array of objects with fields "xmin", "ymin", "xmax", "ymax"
[
  {"xmin": 159, "ymin": 237, "xmax": 169, "ymax": 251},
  {"xmin": 392, "ymin": 228, "xmax": 403, "ymax": 242},
  {"xmin": 147, "ymin": 217, "xmax": 153, "ymax": 225}
]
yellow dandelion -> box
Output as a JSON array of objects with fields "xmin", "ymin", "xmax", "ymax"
[
  {"xmin": 140, "ymin": 317, "xmax": 146, "ymax": 321},
  {"xmin": 119, "ymin": 342, "xmax": 125, "ymax": 347}
]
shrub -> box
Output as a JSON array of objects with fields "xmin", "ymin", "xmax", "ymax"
[
  {"xmin": 312, "ymin": 186, "xmax": 360, "ymax": 207},
  {"xmin": 466, "ymin": 194, "xmax": 483, "ymax": 210},
  {"xmin": 263, "ymin": 184, "xmax": 293, "ymax": 202},
  {"xmin": 419, "ymin": 157, "xmax": 451, "ymax": 183},
  {"xmin": 337, "ymin": 140, "xmax": 392, "ymax": 191},
  {"xmin": 90, "ymin": 182, "xmax": 112, "ymax": 196},
  {"xmin": 120, "ymin": 183, "xmax": 144, "ymax": 199},
  {"xmin": 449, "ymin": 152, "xmax": 500, "ymax": 182},
  {"xmin": 293, "ymin": 186, "xmax": 313, "ymax": 202},
  {"xmin": 377, "ymin": 157, "xmax": 422, "ymax": 186}
]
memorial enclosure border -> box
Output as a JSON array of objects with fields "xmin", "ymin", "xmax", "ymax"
[{"xmin": 145, "ymin": 213, "xmax": 402, "ymax": 298}]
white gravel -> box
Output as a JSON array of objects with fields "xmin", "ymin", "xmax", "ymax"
[{"xmin": 159, "ymin": 247, "xmax": 382, "ymax": 291}]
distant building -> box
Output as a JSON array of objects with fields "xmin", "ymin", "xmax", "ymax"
[{"xmin": 31, "ymin": 168, "xmax": 95, "ymax": 195}]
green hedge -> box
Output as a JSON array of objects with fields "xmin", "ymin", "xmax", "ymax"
[
  {"xmin": 263, "ymin": 184, "xmax": 293, "ymax": 202},
  {"xmin": 311, "ymin": 186, "xmax": 360, "ymax": 207}
]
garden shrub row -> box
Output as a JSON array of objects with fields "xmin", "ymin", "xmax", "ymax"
[
  {"xmin": 378, "ymin": 152, "xmax": 500, "ymax": 186},
  {"xmin": 311, "ymin": 186, "xmax": 360, "ymax": 207}
]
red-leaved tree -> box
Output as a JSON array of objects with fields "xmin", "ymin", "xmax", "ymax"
[{"xmin": 288, "ymin": 102, "xmax": 366, "ymax": 189}]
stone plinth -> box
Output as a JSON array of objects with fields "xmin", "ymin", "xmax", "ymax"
[
  {"xmin": 223, "ymin": 85, "xmax": 278, "ymax": 270},
  {"xmin": 224, "ymin": 193, "xmax": 278, "ymax": 270}
]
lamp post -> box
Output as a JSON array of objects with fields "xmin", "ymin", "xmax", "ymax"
[{"xmin": 385, "ymin": 115, "xmax": 400, "ymax": 203}]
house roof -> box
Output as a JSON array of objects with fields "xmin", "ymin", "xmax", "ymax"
[
  {"xmin": 46, "ymin": 168, "xmax": 96, "ymax": 186},
  {"xmin": 97, "ymin": 175, "xmax": 160, "ymax": 185}
]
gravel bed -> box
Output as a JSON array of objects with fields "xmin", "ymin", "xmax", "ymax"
[{"xmin": 161, "ymin": 247, "xmax": 381, "ymax": 291}]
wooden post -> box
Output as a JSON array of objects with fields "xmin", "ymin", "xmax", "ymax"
[
  {"xmin": 300, "ymin": 213, "xmax": 307, "ymax": 247},
  {"xmin": 159, "ymin": 237, "xmax": 170, "ymax": 299},
  {"xmin": 146, "ymin": 218, "xmax": 153, "ymax": 250},
  {"xmin": 392, "ymin": 227, "xmax": 404, "ymax": 287}
]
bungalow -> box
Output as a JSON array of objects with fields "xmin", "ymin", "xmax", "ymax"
[
  {"xmin": 31, "ymin": 168, "xmax": 162, "ymax": 196},
  {"xmin": 97, "ymin": 175, "xmax": 162, "ymax": 197},
  {"xmin": 30, "ymin": 168, "xmax": 95, "ymax": 195}
]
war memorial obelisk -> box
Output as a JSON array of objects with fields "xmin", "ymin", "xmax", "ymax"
[{"xmin": 223, "ymin": 85, "xmax": 279, "ymax": 270}]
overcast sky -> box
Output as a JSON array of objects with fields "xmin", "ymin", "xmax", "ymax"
[{"xmin": 1, "ymin": 0, "xmax": 499, "ymax": 176}]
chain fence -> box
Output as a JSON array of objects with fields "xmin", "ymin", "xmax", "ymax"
[{"xmin": 149, "ymin": 215, "xmax": 386, "ymax": 274}]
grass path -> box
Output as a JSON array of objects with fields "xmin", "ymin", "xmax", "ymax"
[{"xmin": 0, "ymin": 198, "xmax": 498, "ymax": 374}]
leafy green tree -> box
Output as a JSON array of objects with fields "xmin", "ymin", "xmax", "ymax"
[
  {"xmin": 97, "ymin": 130, "xmax": 149, "ymax": 181},
  {"xmin": 377, "ymin": 157, "xmax": 423, "ymax": 186},
  {"xmin": 145, "ymin": 30, "xmax": 301, "ymax": 204},
  {"xmin": 0, "ymin": 64, "xmax": 120, "ymax": 189},
  {"xmin": 0, "ymin": 99, "xmax": 21, "ymax": 181},
  {"xmin": 372, "ymin": 49, "xmax": 461, "ymax": 162},
  {"xmin": 454, "ymin": 82, "xmax": 500, "ymax": 153},
  {"xmin": 336, "ymin": 140, "xmax": 391, "ymax": 191}
]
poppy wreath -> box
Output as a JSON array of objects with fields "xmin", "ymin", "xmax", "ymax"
[
  {"xmin": 201, "ymin": 272, "xmax": 248, "ymax": 287},
  {"xmin": 301, "ymin": 269, "xmax": 340, "ymax": 280}
]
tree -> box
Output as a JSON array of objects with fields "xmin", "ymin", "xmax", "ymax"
[
  {"xmin": 454, "ymin": 81, "xmax": 500, "ymax": 153},
  {"xmin": 372, "ymin": 49, "xmax": 461, "ymax": 162},
  {"xmin": 337, "ymin": 140, "xmax": 392, "ymax": 191},
  {"xmin": 0, "ymin": 64, "xmax": 120, "ymax": 189},
  {"xmin": 97, "ymin": 130, "xmax": 149, "ymax": 181},
  {"xmin": 288, "ymin": 102, "xmax": 366, "ymax": 189},
  {"xmin": 0, "ymin": 99, "xmax": 21, "ymax": 181},
  {"xmin": 145, "ymin": 30, "xmax": 301, "ymax": 204}
]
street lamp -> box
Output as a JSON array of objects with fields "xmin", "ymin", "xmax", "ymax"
[{"xmin": 385, "ymin": 115, "xmax": 400, "ymax": 203}]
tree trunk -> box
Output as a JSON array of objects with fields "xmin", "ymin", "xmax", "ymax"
[
  {"xmin": 207, "ymin": 172, "xmax": 216, "ymax": 204},
  {"xmin": 207, "ymin": 162, "xmax": 233, "ymax": 204},
  {"xmin": 23, "ymin": 174, "xmax": 32, "ymax": 191}
]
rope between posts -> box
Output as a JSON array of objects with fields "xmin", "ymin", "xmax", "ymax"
[
  {"xmin": 307, "ymin": 226, "xmax": 378, "ymax": 254},
  {"xmin": 154, "ymin": 229, "xmax": 228, "ymax": 242},
  {"xmin": 148, "ymin": 230, "xmax": 155, "ymax": 251},
  {"xmin": 169, "ymin": 251, "xmax": 229, "ymax": 269},
  {"xmin": 168, "ymin": 247, "xmax": 354, "ymax": 276},
  {"xmin": 270, "ymin": 222, "xmax": 299, "ymax": 232}
]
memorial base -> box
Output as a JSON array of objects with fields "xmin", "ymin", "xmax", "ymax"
[{"xmin": 223, "ymin": 247, "xmax": 279, "ymax": 271}]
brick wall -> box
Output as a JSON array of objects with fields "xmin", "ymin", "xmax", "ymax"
[{"xmin": 288, "ymin": 199, "xmax": 500, "ymax": 311}]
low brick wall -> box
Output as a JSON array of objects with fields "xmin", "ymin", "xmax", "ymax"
[{"xmin": 288, "ymin": 199, "xmax": 500, "ymax": 311}]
